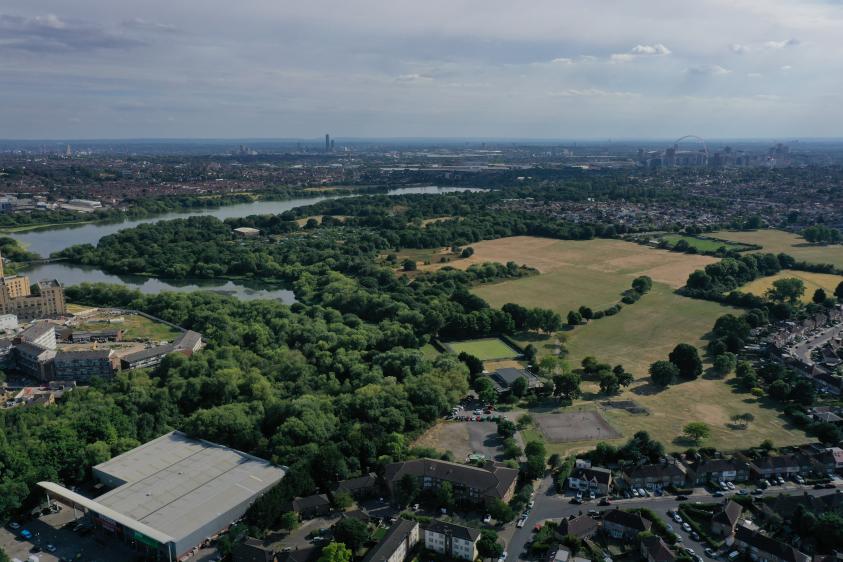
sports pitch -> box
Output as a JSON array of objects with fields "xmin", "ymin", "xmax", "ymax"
[
  {"xmin": 445, "ymin": 338, "xmax": 520, "ymax": 361},
  {"xmin": 534, "ymin": 411, "xmax": 621, "ymax": 443}
]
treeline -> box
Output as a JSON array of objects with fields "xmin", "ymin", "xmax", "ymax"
[{"xmin": 0, "ymin": 285, "xmax": 474, "ymax": 521}]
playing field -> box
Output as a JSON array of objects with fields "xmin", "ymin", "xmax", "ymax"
[
  {"xmin": 561, "ymin": 283, "xmax": 734, "ymax": 375},
  {"xmin": 534, "ymin": 411, "xmax": 621, "ymax": 443},
  {"xmin": 445, "ymin": 338, "xmax": 520, "ymax": 360},
  {"xmin": 660, "ymin": 234, "xmax": 751, "ymax": 253},
  {"xmin": 471, "ymin": 237, "xmax": 718, "ymax": 316},
  {"xmin": 739, "ymin": 270, "xmax": 843, "ymax": 303},
  {"xmin": 710, "ymin": 229, "xmax": 843, "ymax": 268}
]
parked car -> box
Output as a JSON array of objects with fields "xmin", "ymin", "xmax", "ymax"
[
  {"xmin": 8, "ymin": 522, "xmax": 20, "ymax": 530},
  {"xmin": 638, "ymin": 488, "xmax": 648, "ymax": 497},
  {"xmin": 570, "ymin": 498, "xmax": 582, "ymax": 505},
  {"xmin": 576, "ymin": 491, "xmax": 583, "ymax": 500},
  {"xmin": 704, "ymin": 548, "xmax": 717, "ymax": 557},
  {"xmin": 683, "ymin": 523, "xmax": 692, "ymax": 533},
  {"xmin": 498, "ymin": 552, "xmax": 508, "ymax": 562},
  {"xmin": 737, "ymin": 489, "xmax": 748, "ymax": 496},
  {"xmin": 599, "ymin": 498, "xmax": 611, "ymax": 506},
  {"xmin": 751, "ymin": 489, "xmax": 764, "ymax": 495},
  {"xmin": 673, "ymin": 514, "xmax": 683, "ymax": 524},
  {"xmin": 712, "ymin": 491, "xmax": 724, "ymax": 497},
  {"xmin": 528, "ymin": 500, "xmax": 535, "ymax": 509},
  {"xmin": 483, "ymin": 514, "xmax": 492, "ymax": 523},
  {"xmin": 690, "ymin": 532, "xmax": 700, "ymax": 541},
  {"xmin": 676, "ymin": 495, "xmax": 689, "ymax": 501},
  {"xmin": 632, "ymin": 489, "xmax": 640, "ymax": 497},
  {"xmin": 726, "ymin": 482, "xmax": 735, "ymax": 490},
  {"xmin": 20, "ymin": 529, "xmax": 32, "ymax": 540}
]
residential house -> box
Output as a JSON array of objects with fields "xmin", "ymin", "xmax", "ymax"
[
  {"xmin": 568, "ymin": 467, "xmax": 613, "ymax": 497},
  {"xmin": 363, "ymin": 519, "xmax": 419, "ymax": 562},
  {"xmin": 287, "ymin": 494, "xmax": 331, "ymax": 519},
  {"xmin": 173, "ymin": 330, "xmax": 204, "ymax": 355},
  {"xmin": 384, "ymin": 459, "xmax": 519, "ymax": 504},
  {"xmin": 641, "ymin": 535, "xmax": 676, "ymax": 562},
  {"xmin": 733, "ymin": 525, "xmax": 810, "ymax": 562},
  {"xmin": 556, "ymin": 514, "xmax": 599, "ymax": 539},
  {"xmin": 278, "ymin": 546, "xmax": 321, "ymax": 562},
  {"xmin": 335, "ymin": 473, "xmax": 378, "ymax": 500},
  {"xmin": 232, "ymin": 538, "xmax": 277, "ymax": 562},
  {"xmin": 749, "ymin": 455, "xmax": 811, "ymax": 480},
  {"xmin": 601, "ymin": 509, "xmax": 651, "ymax": 540},
  {"xmin": 623, "ymin": 461, "xmax": 687, "ymax": 490},
  {"xmin": 685, "ymin": 458, "xmax": 750, "ymax": 485},
  {"xmin": 710, "ymin": 500, "xmax": 743, "ymax": 537},
  {"xmin": 423, "ymin": 521, "xmax": 480, "ymax": 561}
]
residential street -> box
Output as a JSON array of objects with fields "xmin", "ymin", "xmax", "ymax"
[{"xmin": 502, "ymin": 478, "xmax": 841, "ymax": 562}]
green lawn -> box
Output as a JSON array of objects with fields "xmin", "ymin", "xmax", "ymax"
[
  {"xmin": 475, "ymin": 267, "xmax": 630, "ymax": 315},
  {"xmin": 660, "ymin": 234, "xmax": 750, "ymax": 253},
  {"xmin": 739, "ymin": 270, "xmax": 843, "ymax": 303},
  {"xmin": 710, "ymin": 229, "xmax": 843, "ymax": 268},
  {"xmin": 445, "ymin": 338, "xmax": 520, "ymax": 361},
  {"xmin": 76, "ymin": 314, "xmax": 181, "ymax": 342}
]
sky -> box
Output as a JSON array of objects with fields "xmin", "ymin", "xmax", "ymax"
[{"xmin": 2, "ymin": 0, "xmax": 843, "ymax": 140}]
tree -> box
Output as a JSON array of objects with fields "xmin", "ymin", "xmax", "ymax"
[
  {"xmin": 731, "ymin": 413, "xmax": 754, "ymax": 429},
  {"xmin": 523, "ymin": 344, "xmax": 537, "ymax": 364},
  {"xmin": 669, "ymin": 343, "xmax": 703, "ymax": 380},
  {"xmin": 436, "ymin": 481, "xmax": 455, "ymax": 509},
  {"xmin": 765, "ymin": 277, "xmax": 805, "ymax": 303},
  {"xmin": 769, "ymin": 379, "xmax": 791, "ymax": 401},
  {"xmin": 836, "ymin": 280, "xmax": 843, "ymax": 301},
  {"xmin": 333, "ymin": 518, "xmax": 370, "ymax": 552},
  {"xmin": 478, "ymin": 529, "xmax": 505, "ymax": 560},
  {"xmin": 497, "ymin": 419, "xmax": 517, "ymax": 439},
  {"xmin": 280, "ymin": 512, "xmax": 300, "ymax": 530},
  {"xmin": 461, "ymin": 247, "xmax": 475, "ymax": 258},
  {"xmin": 578, "ymin": 306, "xmax": 594, "ymax": 320},
  {"xmin": 683, "ymin": 422, "xmax": 711, "ymax": 443},
  {"xmin": 486, "ymin": 499, "xmax": 515, "ymax": 524},
  {"xmin": 649, "ymin": 360, "xmax": 678, "ymax": 387},
  {"xmin": 552, "ymin": 372, "xmax": 581, "ymax": 400},
  {"xmin": 813, "ymin": 288, "xmax": 828, "ymax": 304},
  {"xmin": 511, "ymin": 376, "xmax": 528, "ymax": 397},
  {"xmin": 613, "ymin": 365, "xmax": 633, "ymax": 387},
  {"xmin": 632, "ymin": 276, "xmax": 653, "ymax": 294},
  {"xmin": 402, "ymin": 259, "xmax": 417, "ymax": 272},
  {"xmin": 332, "ymin": 490, "xmax": 354, "ymax": 510},
  {"xmin": 567, "ymin": 310, "xmax": 583, "ymax": 326},
  {"xmin": 712, "ymin": 352, "xmax": 737, "ymax": 377},
  {"xmin": 396, "ymin": 474, "xmax": 419, "ymax": 507},
  {"xmin": 598, "ymin": 371, "xmax": 620, "ymax": 395},
  {"xmin": 474, "ymin": 377, "xmax": 498, "ymax": 405},
  {"xmin": 318, "ymin": 542, "xmax": 352, "ymax": 562},
  {"xmin": 759, "ymin": 439, "xmax": 775, "ymax": 452}
]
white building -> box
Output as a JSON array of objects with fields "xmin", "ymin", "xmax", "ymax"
[
  {"xmin": 0, "ymin": 313, "xmax": 18, "ymax": 332},
  {"xmin": 424, "ymin": 521, "xmax": 480, "ymax": 561}
]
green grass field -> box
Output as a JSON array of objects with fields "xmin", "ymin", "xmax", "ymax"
[
  {"xmin": 445, "ymin": 338, "xmax": 520, "ymax": 360},
  {"xmin": 660, "ymin": 234, "xmax": 750, "ymax": 253},
  {"xmin": 739, "ymin": 270, "xmax": 843, "ymax": 303},
  {"xmin": 421, "ymin": 343, "xmax": 441, "ymax": 360},
  {"xmin": 710, "ymin": 229, "xmax": 843, "ymax": 268},
  {"xmin": 76, "ymin": 314, "xmax": 181, "ymax": 342}
]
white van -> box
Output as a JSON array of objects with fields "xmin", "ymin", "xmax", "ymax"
[{"xmin": 728, "ymin": 551, "xmax": 740, "ymax": 560}]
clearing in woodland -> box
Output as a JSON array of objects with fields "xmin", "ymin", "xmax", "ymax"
[{"xmin": 739, "ymin": 270, "xmax": 843, "ymax": 303}]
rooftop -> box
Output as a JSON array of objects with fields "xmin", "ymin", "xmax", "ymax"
[
  {"xmin": 363, "ymin": 519, "xmax": 418, "ymax": 562},
  {"xmin": 91, "ymin": 431, "xmax": 286, "ymax": 544}
]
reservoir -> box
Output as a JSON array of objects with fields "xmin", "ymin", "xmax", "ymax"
[{"xmin": 14, "ymin": 186, "xmax": 484, "ymax": 301}]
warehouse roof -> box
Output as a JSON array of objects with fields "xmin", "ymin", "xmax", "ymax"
[{"xmin": 47, "ymin": 431, "xmax": 286, "ymax": 549}]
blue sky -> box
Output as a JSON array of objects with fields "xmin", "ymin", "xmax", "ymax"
[{"xmin": 1, "ymin": 0, "xmax": 842, "ymax": 139}]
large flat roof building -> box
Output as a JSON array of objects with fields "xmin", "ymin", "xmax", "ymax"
[{"xmin": 40, "ymin": 431, "xmax": 286, "ymax": 560}]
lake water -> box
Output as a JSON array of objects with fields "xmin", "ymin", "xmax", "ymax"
[{"xmin": 14, "ymin": 186, "xmax": 483, "ymax": 301}]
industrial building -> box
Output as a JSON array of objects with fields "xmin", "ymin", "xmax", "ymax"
[{"xmin": 39, "ymin": 431, "xmax": 286, "ymax": 561}]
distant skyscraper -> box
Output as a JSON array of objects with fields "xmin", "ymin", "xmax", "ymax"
[
  {"xmin": 65, "ymin": 144, "xmax": 72, "ymax": 157},
  {"xmin": 325, "ymin": 134, "xmax": 330, "ymax": 152}
]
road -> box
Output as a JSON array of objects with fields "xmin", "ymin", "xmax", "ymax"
[
  {"xmin": 791, "ymin": 322, "xmax": 843, "ymax": 363},
  {"xmin": 503, "ymin": 479, "xmax": 841, "ymax": 562}
]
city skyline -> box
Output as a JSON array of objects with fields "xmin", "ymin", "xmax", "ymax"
[{"xmin": 2, "ymin": 0, "xmax": 843, "ymax": 139}]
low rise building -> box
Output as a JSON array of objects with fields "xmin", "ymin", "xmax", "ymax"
[
  {"xmin": 556, "ymin": 514, "xmax": 599, "ymax": 539},
  {"xmin": 363, "ymin": 519, "xmax": 419, "ymax": 562},
  {"xmin": 602, "ymin": 509, "xmax": 651, "ymax": 540},
  {"xmin": 54, "ymin": 349, "xmax": 118, "ymax": 380},
  {"xmin": 710, "ymin": 500, "xmax": 743, "ymax": 537},
  {"xmin": 335, "ymin": 473, "xmax": 378, "ymax": 499},
  {"xmin": 232, "ymin": 537, "xmax": 277, "ymax": 562},
  {"xmin": 286, "ymin": 494, "xmax": 331, "ymax": 519},
  {"xmin": 0, "ymin": 313, "xmax": 18, "ymax": 332},
  {"xmin": 623, "ymin": 461, "xmax": 687, "ymax": 490},
  {"xmin": 384, "ymin": 459, "xmax": 518, "ymax": 504},
  {"xmin": 234, "ymin": 227, "xmax": 261, "ymax": 237},
  {"xmin": 568, "ymin": 467, "xmax": 613, "ymax": 497},
  {"xmin": 685, "ymin": 458, "xmax": 750, "ymax": 485},
  {"xmin": 486, "ymin": 367, "xmax": 543, "ymax": 393},
  {"xmin": 120, "ymin": 344, "xmax": 175, "ymax": 370},
  {"xmin": 749, "ymin": 455, "xmax": 812, "ymax": 480},
  {"xmin": 641, "ymin": 535, "xmax": 676, "ymax": 562},
  {"xmin": 14, "ymin": 341, "xmax": 55, "ymax": 380},
  {"xmin": 733, "ymin": 525, "xmax": 810, "ymax": 562},
  {"xmin": 423, "ymin": 521, "xmax": 480, "ymax": 560}
]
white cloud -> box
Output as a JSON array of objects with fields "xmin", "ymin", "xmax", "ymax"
[
  {"xmin": 686, "ymin": 64, "xmax": 731, "ymax": 76},
  {"xmin": 550, "ymin": 57, "xmax": 573, "ymax": 65},
  {"xmin": 611, "ymin": 43, "xmax": 671, "ymax": 62},
  {"xmin": 395, "ymin": 73, "xmax": 433, "ymax": 83},
  {"xmin": 551, "ymin": 88, "xmax": 639, "ymax": 98}
]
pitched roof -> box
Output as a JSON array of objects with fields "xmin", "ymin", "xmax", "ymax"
[
  {"xmin": 55, "ymin": 349, "xmax": 114, "ymax": 361},
  {"xmin": 735, "ymin": 526, "xmax": 809, "ymax": 562},
  {"xmin": 625, "ymin": 463, "xmax": 686, "ymax": 480},
  {"xmin": 642, "ymin": 535, "xmax": 675, "ymax": 562},
  {"xmin": 293, "ymin": 494, "xmax": 330, "ymax": 510},
  {"xmin": 121, "ymin": 344, "xmax": 174, "ymax": 363},
  {"xmin": 557, "ymin": 514, "xmax": 599, "ymax": 538},
  {"xmin": 695, "ymin": 459, "xmax": 748, "ymax": 473},
  {"xmin": 232, "ymin": 537, "xmax": 276, "ymax": 562},
  {"xmin": 363, "ymin": 519, "xmax": 418, "ymax": 562},
  {"xmin": 711, "ymin": 500, "xmax": 743, "ymax": 528},
  {"xmin": 336, "ymin": 473, "xmax": 377, "ymax": 493},
  {"xmin": 574, "ymin": 467, "xmax": 613, "ymax": 485},
  {"xmin": 751, "ymin": 455, "xmax": 803, "ymax": 471},
  {"xmin": 19, "ymin": 321, "xmax": 54, "ymax": 342},
  {"xmin": 602, "ymin": 509, "xmax": 652, "ymax": 532},
  {"xmin": 385, "ymin": 459, "xmax": 518, "ymax": 500},
  {"xmin": 424, "ymin": 521, "xmax": 480, "ymax": 542}
]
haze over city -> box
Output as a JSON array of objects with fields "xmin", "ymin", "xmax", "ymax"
[{"xmin": 3, "ymin": 0, "xmax": 843, "ymax": 139}]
